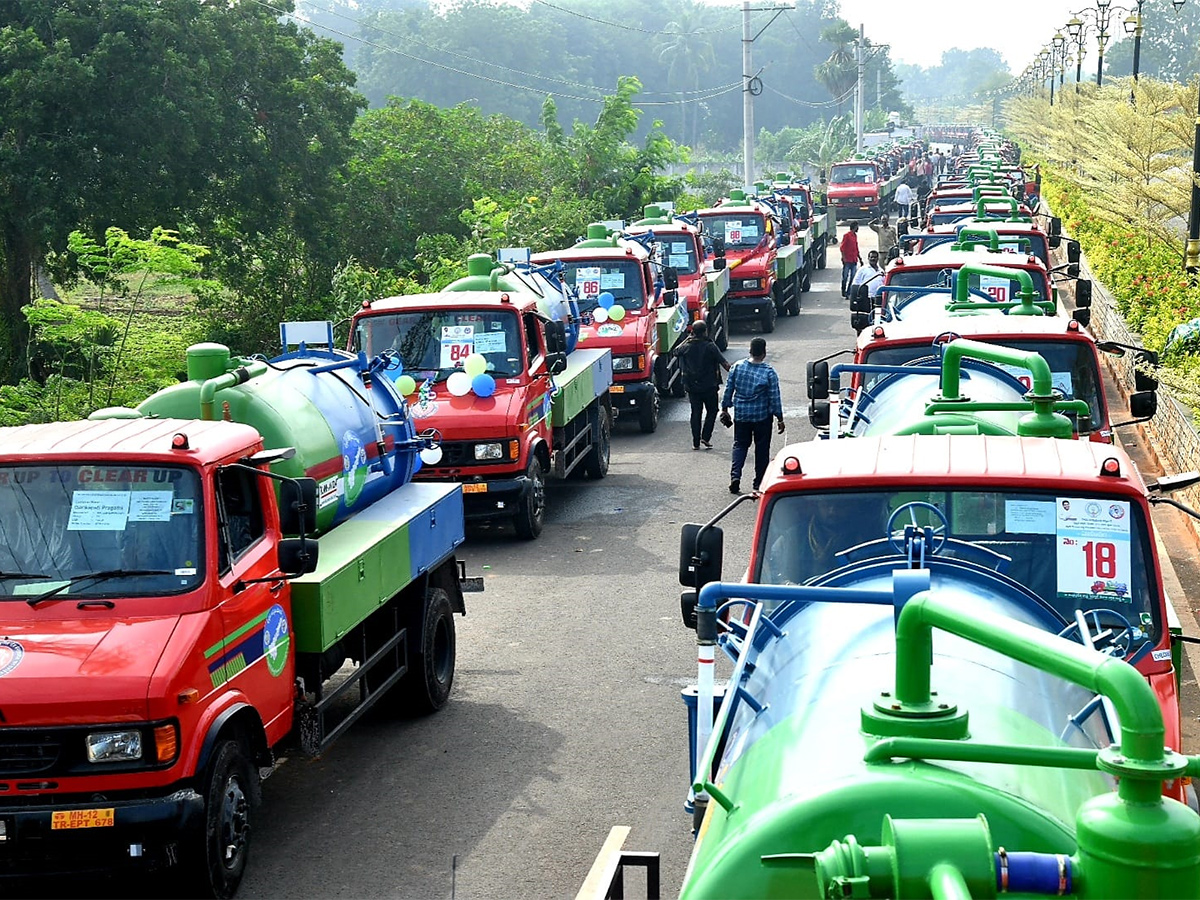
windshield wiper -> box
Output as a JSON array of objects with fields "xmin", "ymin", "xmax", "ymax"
[
  {"xmin": 0, "ymin": 571, "xmax": 49, "ymax": 581},
  {"xmin": 26, "ymin": 569, "xmax": 173, "ymax": 607}
]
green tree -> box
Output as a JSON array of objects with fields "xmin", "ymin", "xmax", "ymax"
[
  {"xmin": 814, "ymin": 22, "xmax": 858, "ymax": 116},
  {"xmin": 656, "ymin": 6, "xmax": 718, "ymax": 148}
]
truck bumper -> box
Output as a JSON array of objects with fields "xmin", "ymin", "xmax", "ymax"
[
  {"xmin": 727, "ymin": 294, "xmax": 774, "ymax": 320},
  {"xmin": 608, "ymin": 380, "xmax": 655, "ymax": 415},
  {"xmin": 831, "ymin": 202, "xmax": 878, "ymax": 220},
  {"xmin": 0, "ymin": 788, "xmax": 204, "ymax": 877},
  {"xmin": 460, "ymin": 475, "xmax": 531, "ymax": 520}
]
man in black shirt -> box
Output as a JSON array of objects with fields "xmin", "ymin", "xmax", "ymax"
[{"xmin": 672, "ymin": 320, "xmax": 730, "ymax": 450}]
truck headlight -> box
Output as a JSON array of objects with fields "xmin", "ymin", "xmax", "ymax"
[
  {"xmin": 612, "ymin": 356, "xmax": 636, "ymax": 372},
  {"xmin": 86, "ymin": 730, "xmax": 143, "ymax": 763},
  {"xmin": 738, "ymin": 279, "xmax": 760, "ymax": 291},
  {"xmin": 474, "ymin": 442, "xmax": 504, "ymax": 460}
]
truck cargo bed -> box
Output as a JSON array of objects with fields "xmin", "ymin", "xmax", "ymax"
[{"xmin": 550, "ymin": 348, "xmax": 613, "ymax": 428}]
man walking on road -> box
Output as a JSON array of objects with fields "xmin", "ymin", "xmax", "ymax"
[
  {"xmin": 839, "ymin": 222, "xmax": 862, "ymax": 298},
  {"xmin": 720, "ymin": 337, "xmax": 784, "ymax": 494},
  {"xmin": 672, "ymin": 319, "xmax": 729, "ymax": 450},
  {"xmin": 868, "ymin": 215, "xmax": 898, "ymax": 260},
  {"xmin": 895, "ymin": 180, "xmax": 915, "ymax": 222}
]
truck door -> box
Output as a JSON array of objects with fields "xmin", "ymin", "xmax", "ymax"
[
  {"xmin": 523, "ymin": 313, "xmax": 552, "ymax": 439},
  {"xmin": 211, "ymin": 464, "xmax": 293, "ymax": 726}
]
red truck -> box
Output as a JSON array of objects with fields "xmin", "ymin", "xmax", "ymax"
[
  {"xmin": 352, "ymin": 254, "xmax": 614, "ymax": 538},
  {"xmin": 826, "ymin": 158, "xmax": 901, "ymax": 221},
  {"xmin": 0, "ymin": 329, "xmax": 477, "ymax": 896},
  {"xmin": 531, "ymin": 224, "xmax": 686, "ymax": 433},
  {"xmin": 696, "ymin": 190, "xmax": 797, "ymax": 334}
]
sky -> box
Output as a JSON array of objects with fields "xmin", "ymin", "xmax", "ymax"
[{"xmin": 835, "ymin": 0, "xmax": 1085, "ymax": 71}]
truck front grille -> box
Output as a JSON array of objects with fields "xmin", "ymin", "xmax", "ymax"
[{"xmin": 0, "ymin": 734, "xmax": 63, "ymax": 777}]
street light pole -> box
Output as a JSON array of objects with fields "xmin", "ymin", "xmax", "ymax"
[
  {"xmin": 1097, "ymin": 0, "xmax": 1112, "ymax": 85},
  {"xmin": 1067, "ymin": 15, "xmax": 1088, "ymax": 92}
]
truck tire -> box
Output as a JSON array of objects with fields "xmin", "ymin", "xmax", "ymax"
[
  {"xmin": 800, "ymin": 261, "xmax": 812, "ymax": 294},
  {"xmin": 582, "ymin": 403, "xmax": 610, "ymax": 479},
  {"xmin": 654, "ymin": 355, "xmax": 671, "ymax": 398},
  {"xmin": 513, "ymin": 457, "xmax": 546, "ymax": 539},
  {"xmin": 402, "ymin": 587, "xmax": 456, "ymax": 714},
  {"xmin": 714, "ymin": 311, "xmax": 729, "ymax": 351},
  {"xmin": 186, "ymin": 739, "xmax": 256, "ymax": 900},
  {"xmin": 760, "ymin": 302, "xmax": 776, "ymax": 334},
  {"xmin": 817, "ymin": 238, "xmax": 828, "ymax": 269},
  {"xmin": 638, "ymin": 391, "xmax": 659, "ymax": 433}
]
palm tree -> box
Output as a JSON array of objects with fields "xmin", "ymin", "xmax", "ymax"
[
  {"xmin": 814, "ymin": 23, "xmax": 858, "ymax": 117},
  {"xmin": 656, "ymin": 6, "xmax": 718, "ymax": 149}
]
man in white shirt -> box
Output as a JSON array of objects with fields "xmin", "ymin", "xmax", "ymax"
[
  {"xmin": 894, "ymin": 180, "xmax": 915, "ymax": 221},
  {"xmin": 851, "ymin": 251, "xmax": 884, "ymax": 299}
]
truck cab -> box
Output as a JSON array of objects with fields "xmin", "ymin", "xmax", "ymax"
[
  {"xmin": 352, "ymin": 282, "xmax": 613, "ymax": 539},
  {"xmin": 696, "ymin": 191, "xmax": 784, "ymax": 333},
  {"xmin": 626, "ymin": 206, "xmax": 731, "ymax": 352},
  {"xmin": 531, "ymin": 226, "xmax": 674, "ymax": 433},
  {"xmin": 827, "ymin": 159, "xmax": 892, "ymax": 221}
]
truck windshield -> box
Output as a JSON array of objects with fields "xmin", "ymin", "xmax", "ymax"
[
  {"xmin": 886, "ymin": 267, "xmax": 1050, "ymax": 301},
  {"xmin": 696, "ymin": 213, "xmax": 766, "ymax": 250},
  {"xmin": 920, "ymin": 233, "xmax": 1049, "ymax": 264},
  {"xmin": 860, "ymin": 340, "xmax": 1105, "ymax": 432},
  {"xmin": 354, "ymin": 310, "xmax": 524, "ymax": 381},
  {"xmin": 756, "ymin": 488, "xmax": 1159, "ymax": 643},
  {"xmin": 830, "ymin": 165, "xmax": 876, "ymax": 184},
  {"xmin": 559, "ymin": 260, "xmax": 648, "ymax": 312},
  {"xmin": 0, "ymin": 464, "xmax": 204, "ymax": 599},
  {"xmin": 651, "ymin": 236, "xmax": 699, "ymax": 275}
]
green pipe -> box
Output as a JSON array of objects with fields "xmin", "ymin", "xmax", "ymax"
[
  {"xmin": 945, "ymin": 299, "xmax": 1055, "ymax": 316},
  {"xmin": 928, "ymin": 863, "xmax": 971, "ymax": 900},
  {"xmin": 952, "ymin": 228, "xmax": 1000, "ymax": 252},
  {"xmin": 924, "ymin": 400, "xmax": 1090, "ymax": 417},
  {"xmin": 893, "ymin": 593, "xmax": 1168, "ymax": 802},
  {"xmin": 975, "ymin": 196, "xmax": 1020, "ymax": 219},
  {"xmin": 197, "ymin": 358, "xmax": 268, "ymax": 420},
  {"xmin": 938, "ymin": 338, "xmax": 1053, "ymax": 400},
  {"xmin": 952, "ymin": 262, "xmax": 1036, "ymax": 307},
  {"xmin": 865, "ymin": 736, "xmax": 1101, "ymax": 770}
]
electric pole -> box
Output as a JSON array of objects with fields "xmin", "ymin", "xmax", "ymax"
[
  {"xmin": 740, "ymin": 2, "xmax": 794, "ymax": 188},
  {"xmin": 855, "ymin": 23, "xmax": 865, "ymax": 154}
]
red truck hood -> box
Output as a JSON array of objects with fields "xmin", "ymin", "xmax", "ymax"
[
  {"xmin": 408, "ymin": 388, "xmax": 521, "ymax": 440},
  {"xmin": 828, "ymin": 182, "xmax": 874, "ymax": 192},
  {"xmin": 0, "ymin": 616, "xmax": 180, "ymax": 725},
  {"xmin": 578, "ymin": 315, "xmax": 650, "ymax": 353}
]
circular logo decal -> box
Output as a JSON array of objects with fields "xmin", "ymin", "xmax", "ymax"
[
  {"xmin": 264, "ymin": 605, "xmax": 289, "ymax": 677},
  {"xmin": 1108, "ymin": 504, "xmax": 1126, "ymax": 520},
  {"xmin": 341, "ymin": 430, "xmax": 368, "ymax": 506},
  {"xmin": 597, "ymin": 323, "xmax": 624, "ymax": 337},
  {"xmin": 0, "ymin": 639, "xmax": 25, "ymax": 677},
  {"xmin": 1085, "ymin": 501, "xmax": 1102, "ymax": 518}
]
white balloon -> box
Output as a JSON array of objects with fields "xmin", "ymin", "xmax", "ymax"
[
  {"xmin": 447, "ymin": 371, "xmax": 472, "ymax": 396},
  {"xmin": 420, "ymin": 446, "xmax": 443, "ymax": 465},
  {"xmin": 592, "ymin": 306, "xmax": 609, "ymax": 323}
]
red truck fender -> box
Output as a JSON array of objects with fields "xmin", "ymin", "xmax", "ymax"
[{"xmin": 188, "ymin": 694, "xmax": 273, "ymax": 778}]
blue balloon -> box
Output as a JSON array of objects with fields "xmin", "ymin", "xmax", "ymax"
[
  {"xmin": 598, "ymin": 291, "xmax": 615, "ymax": 309},
  {"xmin": 412, "ymin": 454, "xmax": 422, "ymax": 474},
  {"xmin": 472, "ymin": 373, "xmax": 496, "ymax": 398}
]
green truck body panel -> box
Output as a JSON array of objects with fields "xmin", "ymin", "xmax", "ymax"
[
  {"xmin": 549, "ymin": 347, "xmax": 612, "ymax": 428},
  {"xmin": 655, "ymin": 301, "xmax": 690, "ymax": 357},
  {"xmin": 776, "ymin": 244, "xmax": 803, "ymax": 279},
  {"xmin": 705, "ymin": 269, "xmax": 730, "ymax": 308},
  {"xmin": 290, "ymin": 481, "xmax": 464, "ymax": 653}
]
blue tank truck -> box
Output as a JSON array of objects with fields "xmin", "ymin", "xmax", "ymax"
[{"xmin": 0, "ymin": 322, "xmax": 478, "ymax": 896}]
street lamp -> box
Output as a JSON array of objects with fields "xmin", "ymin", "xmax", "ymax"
[
  {"xmin": 1053, "ymin": 31, "xmax": 1067, "ymax": 103},
  {"xmin": 1066, "ymin": 14, "xmax": 1092, "ymax": 93}
]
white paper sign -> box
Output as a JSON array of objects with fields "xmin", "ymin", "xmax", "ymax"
[
  {"xmin": 1056, "ymin": 497, "xmax": 1132, "ymax": 601},
  {"xmin": 978, "ymin": 275, "xmax": 1010, "ymax": 303},
  {"xmin": 472, "ymin": 332, "xmax": 507, "ymax": 353},
  {"xmin": 669, "ymin": 254, "xmax": 689, "ymax": 268},
  {"xmin": 600, "ymin": 272, "xmax": 625, "ymax": 290},
  {"xmin": 671, "ymin": 242, "xmax": 688, "ymax": 254},
  {"xmin": 1004, "ymin": 499, "xmax": 1056, "ymax": 534},
  {"xmin": 439, "ymin": 324, "xmax": 475, "ymax": 368},
  {"xmin": 128, "ymin": 491, "xmax": 173, "ymax": 523},
  {"xmin": 68, "ymin": 491, "xmax": 131, "ymax": 531},
  {"xmin": 575, "ymin": 266, "xmax": 602, "ymax": 297}
]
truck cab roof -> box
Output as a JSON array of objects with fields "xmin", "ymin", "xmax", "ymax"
[
  {"xmin": 363, "ymin": 291, "xmax": 542, "ymax": 315},
  {"xmin": 0, "ymin": 416, "xmax": 260, "ymax": 464},
  {"xmin": 888, "ymin": 244, "xmax": 1047, "ymax": 276},
  {"xmin": 856, "ymin": 313, "xmax": 1088, "ymax": 350}
]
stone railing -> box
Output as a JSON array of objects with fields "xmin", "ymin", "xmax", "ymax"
[{"xmin": 1078, "ymin": 253, "xmax": 1200, "ymax": 537}]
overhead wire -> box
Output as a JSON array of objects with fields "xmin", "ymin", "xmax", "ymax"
[
  {"xmin": 266, "ymin": 0, "xmax": 743, "ymax": 106},
  {"xmin": 765, "ymin": 83, "xmax": 856, "ymax": 109},
  {"xmin": 527, "ymin": 0, "xmax": 742, "ymax": 36}
]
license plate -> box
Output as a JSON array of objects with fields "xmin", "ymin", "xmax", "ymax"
[
  {"xmin": 461, "ymin": 483, "xmax": 488, "ymax": 494},
  {"xmin": 52, "ymin": 808, "xmax": 115, "ymax": 830},
  {"xmin": 609, "ymin": 385, "xmax": 625, "ymax": 394}
]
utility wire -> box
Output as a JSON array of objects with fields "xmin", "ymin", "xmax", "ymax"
[
  {"xmin": 295, "ymin": 0, "xmax": 738, "ymax": 97},
  {"xmin": 528, "ymin": 0, "xmax": 742, "ymax": 36},
  {"xmin": 765, "ymin": 83, "xmax": 856, "ymax": 109},
  {"xmin": 258, "ymin": 0, "xmax": 740, "ymax": 107}
]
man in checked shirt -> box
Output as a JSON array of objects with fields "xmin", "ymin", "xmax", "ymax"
[{"xmin": 719, "ymin": 337, "xmax": 784, "ymax": 494}]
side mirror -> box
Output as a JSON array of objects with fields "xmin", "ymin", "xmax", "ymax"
[
  {"xmin": 1130, "ymin": 391, "xmax": 1158, "ymax": 419},
  {"xmin": 807, "ymin": 359, "xmax": 830, "ymax": 400},
  {"xmin": 851, "ymin": 311, "xmax": 870, "ymax": 333},
  {"xmin": 547, "ymin": 351, "xmax": 568, "ymax": 376},
  {"xmin": 888, "ymin": 246, "xmax": 900, "ymax": 262},
  {"xmin": 1075, "ymin": 279, "xmax": 1092, "ymax": 308},
  {"xmin": 1072, "ymin": 307, "xmax": 1092, "ymax": 328},
  {"xmin": 781, "ymin": 217, "xmax": 792, "ymax": 234},
  {"xmin": 1049, "ymin": 216, "xmax": 1062, "ymax": 236},
  {"xmin": 662, "ymin": 266, "xmax": 679, "ymax": 290},
  {"xmin": 662, "ymin": 289, "xmax": 679, "ymax": 307},
  {"xmin": 713, "ymin": 257, "xmax": 727, "ymax": 271},
  {"xmin": 809, "ymin": 398, "xmax": 830, "ymax": 429},
  {"xmin": 279, "ymin": 477, "xmax": 318, "ymax": 535},
  {"xmin": 278, "ymin": 537, "xmax": 319, "ymax": 576},
  {"xmin": 1067, "ymin": 239, "xmax": 1081, "ymax": 264},
  {"xmin": 712, "ymin": 236, "xmax": 726, "ymax": 258},
  {"xmin": 1066, "ymin": 262, "xmax": 1081, "ymax": 278},
  {"xmin": 897, "ymin": 220, "xmax": 909, "ymax": 237},
  {"xmin": 1134, "ymin": 349, "xmax": 1159, "ymax": 392},
  {"xmin": 1049, "ymin": 234, "xmax": 1061, "ymax": 249},
  {"xmin": 849, "ymin": 284, "xmax": 871, "ymax": 313},
  {"xmin": 544, "ymin": 320, "xmax": 568, "ymax": 356},
  {"xmin": 679, "ymin": 524, "xmax": 723, "ymax": 589}
]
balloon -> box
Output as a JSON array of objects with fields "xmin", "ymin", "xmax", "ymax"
[
  {"xmin": 592, "ymin": 306, "xmax": 609, "ymax": 323},
  {"xmin": 598, "ymin": 291, "xmax": 615, "ymax": 309},
  {"xmin": 396, "ymin": 375, "xmax": 417, "ymax": 396},
  {"xmin": 420, "ymin": 445, "xmax": 443, "ymax": 466},
  {"xmin": 412, "ymin": 454, "xmax": 422, "ymax": 474},
  {"xmin": 472, "ymin": 373, "xmax": 496, "ymax": 397},
  {"xmin": 464, "ymin": 353, "xmax": 487, "ymax": 377},
  {"xmin": 608, "ymin": 304, "xmax": 626, "ymax": 321},
  {"xmin": 447, "ymin": 371, "xmax": 472, "ymax": 396}
]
